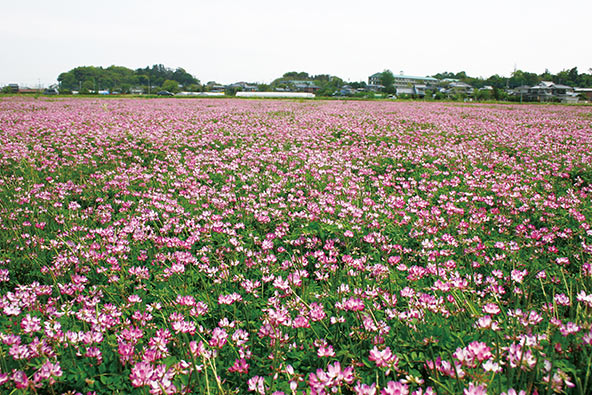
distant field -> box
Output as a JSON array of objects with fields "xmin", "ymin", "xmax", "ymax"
[{"xmin": 0, "ymin": 97, "xmax": 591, "ymax": 394}]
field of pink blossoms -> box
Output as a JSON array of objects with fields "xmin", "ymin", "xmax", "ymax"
[{"xmin": 0, "ymin": 97, "xmax": 591, "ymax": 394}]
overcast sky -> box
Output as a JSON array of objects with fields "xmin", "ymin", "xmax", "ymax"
[{"xmin": 1, "ymin": 0, "xmax": 591, "ymax": 87}]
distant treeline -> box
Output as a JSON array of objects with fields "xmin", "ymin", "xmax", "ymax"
[
  {"xmin": 55, "ymin": 65, "xmax": 592, "ymax": 95},
  {"xmin": 431, "ymin": 68, "xmax": 592, "ymax": 89},
  {"xmin": 57, "ymin": 64, "xmax": 200, "ymax": 93}
]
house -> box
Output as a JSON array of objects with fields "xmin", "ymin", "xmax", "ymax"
[
  {"xmin": 336, "ymin": 85, "xmax": 356, "ymax": 96},
  {"xmin": 366, "ymin": 84, "xmax": 384, "ymax": 92},
  {"xmin": 549, "ymin": 84, "xmax": 578, "ymax": 103},
  {"xmin": 507, "ymin": 81, "xmax": 580, "ymax": 103},
  {"xmin": 17, "ymin": 88, "xmax": 41, "ymax": 94},
  {"xmin": 227, "ymin": 82, "xmax": 257, "ymax": 92},
  {"xmin": 368, "ymin": 72, "xmax": 439, "ymax": 94},
  {"xmin": 368, "ymin": 73, "xmax": 383, "ymax": 85},
  {"xmin": 236, "ymin": 92, "xmax": 314, "ymax": 99},
  {"xmin": 395, "ymin": 87, "xmax": 414, "ymax": 96},
  {"xmin": 289, "ymin": 80, "xmax": 319, "ymax": 93},
  {"xmin": 393, "ymin": 74, "xmax": 439, "ymax": 89},
  {"xmin": 575, "ymin": 88, "xmax": 592, "ymax": 101},
  {"xmin": 205, "ymin": 82, "xmax": 226, "ymax": 93},
  {"xmin": 446, "ymin": 81, "xmax": 474, "ymax": 96},
  {"xmin": 527, "ymin": 82, "xmax": 578, "ymax": 103}
]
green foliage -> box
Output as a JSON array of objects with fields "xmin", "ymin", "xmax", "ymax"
[
  {"xmin": 161, "ymin": 80, "xmax": 180, "ymax": 93},
  {"xmin": 57, "ymin": 64, "xmax": 200, "ymax": 92},
  {"xmin": 380, "ymin": 70, "xmax": 395, "ymax": 94},
  {"xmin": 81, "ymin": 80, "xmax": 94, "ymax": 94},
  {"xmin": 509, "ymin": 70, "xmax": 540, "ymax": 88},
  {"xmin": 474, "ymin": 89, "xmax": 493, "ymax": 101},
  {"xmin": 432, "ymin": 68, "xmax": 592, "ymax": 90},
  {"xmin": 282, "ymin": 71, "xmax": 310, "ymax": 79}
]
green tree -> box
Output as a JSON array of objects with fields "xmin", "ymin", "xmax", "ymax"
[
  {"xmin": 475, "ymin": 89, "xmax": 492, "ymax": 101},
  {"xmin": 380, "ymin": 70, "xmax": 395, "ymax": 94},
  {"xmin": 81, "ymin": 80, "xmax": 94, "ymax": 94},
  {"xmin": 485, "ymin": 74, "xmax": 508, "ymax": 89},
  {"xmin": 161, "ymin": 80, "xmax": 180, "ymax": 93},
  {"xmin": 186, "ymin": 83, "xmax": 201, "ymax": 92},
  {"xmin": 257, "ymin": 83, "xmax": 271, "ymax": 92},
  {"xmin": 282, "ymin": 71, "xmax": 309, "ymax": 79},
  {"xmin": 317, "ymin": 76, "xmax": 344, "ymax": 96},
  {"xmin": 509, "ymin": 70, "xmax": 539, "ymax": 88}
]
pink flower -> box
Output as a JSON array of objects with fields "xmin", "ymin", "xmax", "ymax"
[
  {"xmin": 369, "ymin": 346, "xmax": 398, "ymax": 368},
  {"xmin": 33, "ymin": 360, "xmax": 62, "ymax": 385},
  {"xmin": 309, "ymin": 303, "xmax": 326, "ymax": 321},
  {"xmin": 228, "ymin": 358, "xmax": 249, "ymax": 374},
  {"xmin": 20, "ymin": 314, "xmax": 42, "ymax": 334},
  {"xmin": 482, "ymin": 303, "xmax": 500, "ymax": 315},
  {"xmin": 463, "ymin": 382, "xmax": 487, "ymax": 395},
  {"xmin": 248, "ymin": 375, "xmax": 266, "ymax": 394},
  {"xmin": 293, "ymin": 316, "xmax": 310, "ymax": 328},
  {"xmin": 381, "ymin": 381, "xmax": 409, "ymax": 395},
  {"xmin": 354, "ymin": 382, "xmax": 377, "ymax": 395},
  {"xmin": 218, "ymin": 292, "xmax": 242, "ymax": 305},
  {"xmin": 317, "ymin": 345, "xmax": 335, "ymax": 357},
  {"xmin": 327, "ymin": 361, "xmax": 354, "ymax": 384},
  {"xmin": 130, "ymin": 362, "xmax": 154, "ymax": 387},
  {"xmin": 12, "ymin": 370, "xmax": 29, "ymax": 389},
  {"xmin": 501, "ymin": 389, "xmax": 526, "ymax": 395},
  {"xmin": 209, "ymin": 327, "xmax": 228, "ymax": 348},
  {"xmin": 387, "ymin": 256, "xmax": 401, "ymax": 265},
  {"xmin": 118, "ymin": 341, "xmax": 135, "ymax": 365}
]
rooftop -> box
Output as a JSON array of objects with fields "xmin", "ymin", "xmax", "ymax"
[{"xmin": 393, "ymin": 74, "xmax": 439, "ymax": 82}]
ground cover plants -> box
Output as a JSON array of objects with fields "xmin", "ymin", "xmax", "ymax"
[{"xmin": 0, "ymin": 97, "xmax": 591, "ymax": 394}]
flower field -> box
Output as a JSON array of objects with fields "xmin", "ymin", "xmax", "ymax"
[{"xmin": 1, "ymin": 97, "xmax": 592, "ymax": 394}]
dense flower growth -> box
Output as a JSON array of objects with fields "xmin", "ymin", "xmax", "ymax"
[{"xmin": 0, "ymin": 97, "xmax": 591, "ymax": 394}]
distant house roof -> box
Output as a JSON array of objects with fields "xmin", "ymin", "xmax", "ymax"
[
  {"xmin": 449, "ymin": 81, "xmax": 472, "ymax": 88},
  {"xmin": 394, "ymin": 74, "xmax": 439, "ymax": 82},
  {"xmin": 396, "ymin": 87, "xmax": 415, "ymax": 95},
  {"xmin": 369, "ymin": 73, "xmax": 382, "ymax": 78},
  {"xmin": 290, "ymin": 80, "xmax": 319, "ymax": 89}
]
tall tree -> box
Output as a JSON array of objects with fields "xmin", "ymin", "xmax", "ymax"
[{"xmin": 380, "ymin": 70, "xmax": 395, "ymax": 94}]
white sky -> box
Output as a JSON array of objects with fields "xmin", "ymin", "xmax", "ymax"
[{"xmin": 1, "ymin": 0, "xmax": 591, "ymax": 87}]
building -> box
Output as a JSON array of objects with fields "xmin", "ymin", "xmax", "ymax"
[
  {"xmin": 446, "ymin": 81, "xmax": 474, "ymax": 96},
  {"xmin": 527, "ymin": 82, "xmax": 579, "ymax": 103},
  {"xmin": 236, "ymin": 92, "xmax": 314, "ymax": 98},
  {"xmin": 227, "ymin": 82, "xmax": 257, "ymax": 92},
  {"xmin": 366, "ymin": 84, "xmax": 384, "ymax": 92},
  {"xmin": 575, "ymin": 88, "xmax": 592, "ymax": 101},
  {"xmin": 368, "ymin": 72, "xmax": 439, "ymax": 94},
  {"xmin": 507, "ymin": 81, "xmax": 580, "ymax": 103},
  {"xmin": 368, "ymin": 73, "xmax": 383, "ymax": 85},
  {"xmin": 289, "ymin": 80, "xmax": 319, "ymax": 93},
  {"xmin": 393, "ymin": 74, "xmax": 439, "ymax": 89}
]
